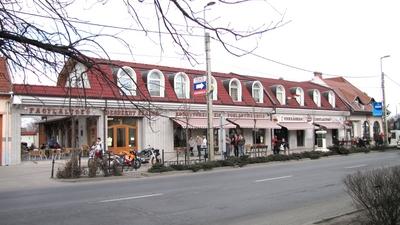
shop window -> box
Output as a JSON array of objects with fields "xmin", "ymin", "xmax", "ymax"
[
  {"xmin": 174, "ymin": 72, "xmax": 190, "ymax": 99},
  {"xmin": 252, "ymin": 129, "xmax": 266, "ymax": 144},
  {"xmin": 252, "ymin": 81, "xmax": 263, "ymax": 103},
  {"xmin": 297, "ymin": 130, "xmax": 304, "ymax": 147},
  {"xmin": 363, "ymin": 121, "xmax": 370, "ymax": 139},
  {"xmin": 147, "ymin": 69, "xmax": 165, "ymax": 97},
  {"xmin": 295, "ymin": 87, "xmax": 304, "ymax": 106},
  {"xmin": 66, "ymin": 63, "xmax": 90, "ymax": 88},
  {"xmin": 173, "ymin": 124, "xmax": 187, "ymax": 147},
  {"xmin": 276, "ymin": 85, "xmax": 286, "ymax": 105},
  {"xmin": 117, "ymin": 66, "xmax": 137, "ymax": 96},
  {"xmin": 229, "ymin": 78, "xmax": 242, "ymax": 102}
]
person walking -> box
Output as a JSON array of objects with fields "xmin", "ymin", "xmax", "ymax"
[
  {"xmin": 233, "ymin": 133, "xmax": 239, "ymax": 157},
  {"xmin": 272, "ymin": 135, "xmax": 278, "ymax": 155},
  {"xmin": 281, "ymin": 138, "xmax": 289, "ymax": 155},
  {"xmin": 225, "ymin": 134, "xmax": 231, "ymax": 159},
  {"xmin": 201, "ymin": 136, "xmax": 207, "ymax": 159},
  {"xmin": 196, "ymin": 135, "xmax": 202, "ymax": 157},
  {"xmin": 189, "ymin": 136, "xmax": 196, "ymax": 156},
  {"xmin": 238, "ymin": 133, "xmax": 245, "ymax": 157}
]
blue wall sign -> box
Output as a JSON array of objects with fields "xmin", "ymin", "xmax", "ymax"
[{"xmin": 372, "ymin": 102, "xmax": 383, "ymax": 117}]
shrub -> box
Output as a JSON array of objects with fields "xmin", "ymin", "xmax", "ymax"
[
  {"xmin": 189, "ymin": 164, "xmax": 202, "ymax": 172},
  {"xmin": 148, "ymin": 163, "xmax": 174, "ymax": 173},
  {"xmin": 56, "ymin": 157, "xmax": 81, "ymax": 179},
  {"xmin": 300, "ymin": 151, "xmax": 321, "ymax": 160},
  {"xmin": 344, "ymin": 166, "xmax": 400, "ymax": 225},
  {"xmin": 88, "ymin": 158, "xmax": 98, "ymax": 177},
  {"xmin": 170, "ymin": 164, "xmax": 190, "ymax": 171}
]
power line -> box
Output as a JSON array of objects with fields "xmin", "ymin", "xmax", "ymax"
[
  {"xmin": 11, "ymin": 10, "xmax": 379, "ymax": 80},
  {"xmin": 385, "ymin": 74, "xmax": 400, "ymax": 88}
]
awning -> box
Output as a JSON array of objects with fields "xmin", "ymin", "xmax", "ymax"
[
  {"xmin": 314, "ymin": 122, "xmax": 344, "ymax": 129},
  {"xmin": 278, "ymin": 122, "xmax": 314, "ymax": 130},
  {"xmin": 227, "ymin": 119, "xmax": 280, "ymax": 129},
  {"xmin": 172, "ymin": 118, "xmax": 235, "ymax": 129}
]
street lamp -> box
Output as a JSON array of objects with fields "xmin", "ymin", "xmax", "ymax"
[
  {"xmin": 204, "ymin": 1, "xmax": 215, "ymax": 160},
  {"xmin": 380, "ymin": 55, "xmax": 390, "ymax": 145}
]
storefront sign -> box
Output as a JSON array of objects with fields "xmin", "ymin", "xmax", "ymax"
[
  {"xmin": 279, "ymin": 115, "xmax": 306, "ymax": 122},
  {"xmin": 26, "ymin": 107, "xmax": 92, "ymax": 116},
  {"xmin": 175, "ymin": 111, "xmax": 267, "ymax": 119},
  {"xmin": 372, "ymin": 102, "xmax": 383, "ymax": 117},
  {"xmin": 105, "ymin": 109, "xmax": 159, "ymax": 117}
]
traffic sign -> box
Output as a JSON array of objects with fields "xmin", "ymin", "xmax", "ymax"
[{"xmin": 193, "ymin": 76, "xmax": 207, "ymax": 95}]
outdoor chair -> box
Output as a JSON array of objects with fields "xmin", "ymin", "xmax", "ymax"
[{"xmin": 29, "ymin": 149, "xmax": 40, "ymax": 160}]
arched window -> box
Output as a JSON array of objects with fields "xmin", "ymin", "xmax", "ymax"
[
  {"xmin": 174, "ymin": 72, "xmax": 190, "ymax": 99},
  {"xmin": 211, "ymin": 76, "xmax": 218, "ymax": 101},
  {"xmin": 328, "ymin": 91, "xmax": 335, "ymax": 108},
  {"xmin": 66, "ymin": 63, "xmax": 90, "ymax": 88},
  {"xmin": 276, "ymin": 85, "xmax": 286, "ymax": 105},
  {"xmin": 363, "ymin": 121, "xmax": 370, "ymax": 139},
  {"xmin": 117, "ymin": 66, "xmax": 137, "ymax": 96},
  {"xmin": 229, "ymin": 78, "xmax": 242, "ymax": 102},
  {"xmin": 252, "ymin": 81, "xmax": 263, "ymax": 103},
  {"xmin": 295, "ymin": 87, "xmax": 304, "ymax": 106},
  {"xmin": 313, "ymin": 89, "xmax": 321, "ymax": 107},
  {"xmin": 147, "ymin": 69, "xmax": 165, "ymax": 97}
]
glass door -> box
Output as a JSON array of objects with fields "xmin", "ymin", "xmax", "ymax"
[{"xmin": 108, "ymin": 125, "xmax": 137, "ymax": 154}]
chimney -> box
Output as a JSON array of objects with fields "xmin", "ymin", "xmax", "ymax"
[{"xmin": 314, "ymin": 71, "xmax": 323, "ymax": 78}]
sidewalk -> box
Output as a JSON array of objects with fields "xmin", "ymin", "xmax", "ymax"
[{"xmin": 0, "ymin": 158, "xmax": 151, "ymax": 192}]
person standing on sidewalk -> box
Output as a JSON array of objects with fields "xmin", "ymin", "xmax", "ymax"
[
  {"xmin": 189, "ymin": 136, "xmax": 196, "ymax": 156},
  {"xmin": 196, "ymin": 136, "xmax": 202, "ymax": 157},
  {"xmin": 225, "ymin": 134, "xmax": 231, "ymax": 159},
  {"xmin": 238, "ymin": 133, "xmax": 245, "ymax": 157},
  {"xmin": 201, "ymin": 136, "xmax": 207, "ymax": 158}
]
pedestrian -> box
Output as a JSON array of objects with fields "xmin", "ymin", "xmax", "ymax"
[
  {"xmin": 225, "ymin": 134, "xmax": 231, "ymax": 159},
  {"xmin": 196, "ymin": 135, "xmax": 202, "ymax": 157},
  {"xmin": 272, "ymin": 135, "xmax": 278, "ymax": 155},
  {"xmin": 189, "ymin": 136, "xmax": 196, "ymax": 156},
  {"xmin": 238, "ymin": 133, "xmax": 245, "ymax": 156},
  {"xmin": 95, "ymin": 137, "xmax": 103, "ymax": 154},
  {"xmin": 281, "ymin": 138, "xmax": 289, "ymax": 155},
  {"xmin": 201, "ymin": 136, "xmax": 207, "ymax": 158},
  {"xmin": 233, "ymin": 133, "xmax": 239, "ymax": 157}
]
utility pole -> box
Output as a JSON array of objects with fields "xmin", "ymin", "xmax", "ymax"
[
  {"xmin": 380, "ymin": 55, "xmax": 390, "ymax": 145},
  {"xmin": 204, "ymin": 2, "xmax": 215, "ymax": 160}
]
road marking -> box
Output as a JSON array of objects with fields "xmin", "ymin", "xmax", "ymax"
[
  {"xmin": 344, "ymin": 164, "xmax": 367, "ymax": 169},
  {"xmin": 255, "ymin": 175, "xmax": 293, "ymax": 183},
  {"xmin": 97, "ymin": 193, "xmax": 163, "ymax": 203}
]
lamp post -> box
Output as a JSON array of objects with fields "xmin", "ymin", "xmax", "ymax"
[
  {"xmin": 204, "ymin": 1, "xmax": 215, "ymax": 160},
  {"xmin": 380, "ymin": 55, "xmax": 390, "ymax": 145}
]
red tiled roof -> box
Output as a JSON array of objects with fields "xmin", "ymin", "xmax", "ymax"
[
  {"xmin": 323, "ymin": 77, "xmax": 373, "ymax": 112},
  {"xmin": 0, "ymin": 57, "xmax": 12, "ymax": 93},
  {"xmin": 13, "ymin": 58, "xmax": 348, "ymax": 111}
]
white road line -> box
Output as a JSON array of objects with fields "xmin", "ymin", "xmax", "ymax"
[
  {"xmin": 97, "ymin": 193, "xmax": 163, "ymax": 203},
  {"xmin": 344, "ymin": 164, "xmax": 367, "ymax": 169},
  {"xmin": 255, "ymin": 175, "xmax": 293, "ymax": 183}
]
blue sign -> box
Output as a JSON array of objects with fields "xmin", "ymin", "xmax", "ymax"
[
  {"xmin": 193, "ymin": 76, "xmax": 207, "ymax": 95},
  {"xmin": 372, "ymin": 102, "xmax": 383, "ymax": 117}
]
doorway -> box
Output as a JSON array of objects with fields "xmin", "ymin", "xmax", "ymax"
[{"xmin": 108, "ymin": 125, "xmax": 137, "ymax": 154}]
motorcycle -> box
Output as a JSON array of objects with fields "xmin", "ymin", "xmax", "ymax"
[
  {"xmin": 137, "ymin": 146, "xmax": 161, "ymax": 165},
  {"xmin": 109, "ymin": 150, "xmax": 141, "ymax": 170}
]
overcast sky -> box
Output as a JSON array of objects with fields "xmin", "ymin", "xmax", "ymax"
[{"xmin": 18, "ymin": 0, "xmax": 400, "ymax": 116}]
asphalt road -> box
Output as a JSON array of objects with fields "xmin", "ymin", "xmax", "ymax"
[{"xmin": 1, "ymin": 151, "xmax": 399, "ymax": 225}]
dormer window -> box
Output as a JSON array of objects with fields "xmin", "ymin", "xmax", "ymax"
[
  {"xmin": 66, "ymin": 63, "xmax": 90, "ymax": 88},
  {"xmin": 295, "ymin": 87, "xmax": 304, "ymax": 106},
  {"xmin": 313, "ymin": 89, "xmax": 321, "ymax": 107},
  {"xmin": 276, "ymin": 85, "xmax": 286, "ymax": 105},
  {"xmin": 211, "ymin": 76, "xmax": 218, "ymax": 101},
  {"xmin": 229, "ymin": 78, "xmax": 242, "ymax": 102},
  {"xmin": 174, "ymin": 72, "xmax": 190, "ymax": 99},
  {"xmin": 328, "ymin": 91, "xmax": 335, "ymax": 108},
  {"xmin": 252, "ymin": 81, "xmax": 263, "ymax": 103},
  {"xmin": 147, "ymin": 69, "xmax": 165, "ymax": 97},
  {"xmin": 117, "ymin": 66, "xmax": 137, "ymax": 96}
]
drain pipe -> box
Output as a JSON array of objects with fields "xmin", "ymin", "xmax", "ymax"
[{"xmin": 5, "ymin": 98, "xmax": 10, "ymax": 165}]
